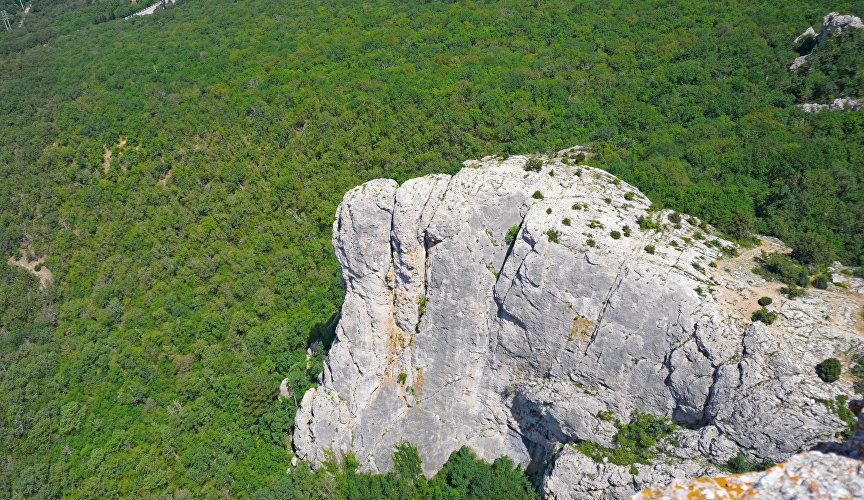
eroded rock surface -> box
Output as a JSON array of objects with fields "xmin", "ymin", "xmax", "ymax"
[
  {"xmin": 633, "ymin": 402, "xmax": 864, "ymax": 499},
  {"xmin": 293, "ymin": 150, "xmax": 862, "ymax": 498}
]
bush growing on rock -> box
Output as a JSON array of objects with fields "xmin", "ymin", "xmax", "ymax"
[
  {"xmin": 644, "ymin": 245, "xmax": 655, "ymax": 254},
  {"xmin": 505, "ymin": 225, "xmax": 519, "ymax": 245},
  {"xmin": 816, "ymin": 358, "xmax": 841, "ymax": 383},
  {"xmin": 726, "ymin": 452, "xmax": 773, "ymax": 473},
  {"xmin": 813, "ymin": 276, "xmax": 829, "ymax": 289},
  {"xmin": 637, "ymin": 216, "xmax": 657, "ymax": 231},
  {"xmin": 780, "ymin": 286, "xmax": 806, "ymax": 298},
  {"xmin": 758, "ymin": 297, "xmax": 772, "ymax": 307},
  {"xmin": 575, "ymin": 410, "xmax": 674, "ymax": 466},
  {"xmin": 610, "ymin": 230, "xmax": 621, "ymax": 240},
  {"xmin": 668, "ymin": 212, "xmax": 681, "ymax": 224},
  {"xmin": 524, "ymin": 157, "xmax": 543, "ymax": 172},
  {"xmin": 562, "ymin": 218, "xmax": 571, "ymax": 226},
  {"xmin": 546, "ymin": 230, "xmax": 560, "ymax": 244},
  {"xmin": 532, "ymin": 190, "xmax": 544, "ymax": 200},
  {"xmin": 751, "ymin": 307, "xmax": 777, "ymax": 325}
]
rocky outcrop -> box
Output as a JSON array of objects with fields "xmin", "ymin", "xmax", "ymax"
[
  {"xmin": 632, "ymin": 401, "xmax": 864, "ymax": 499},
  {"xmin": 800, "ymin": 97, "xmax": 863, "ymax": 113},
  {"xmin": 790, "ymin": 12, "xmax": 863, "ymax": 73},
  {"xmin": 293, "ymin": 149, "xmax": 862, "ymax": 498}
]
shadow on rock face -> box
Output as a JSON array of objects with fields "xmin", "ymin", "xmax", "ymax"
[{"xmin": 509, "ymin": 391, "xmax": 569, "ymax": 476}]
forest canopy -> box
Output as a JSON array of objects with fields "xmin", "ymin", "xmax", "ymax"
[{"xmin": 1, "ymin": 0, "xmax": 863, "ymax": 497}]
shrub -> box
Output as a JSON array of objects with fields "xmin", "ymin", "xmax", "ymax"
[
  {"xmin": 637, "ymin": 216, "xmax": 656, "ymax": 230},
  {"xmin": 757, "ymin": 296, "xmax": 772, "ymax": 307},
  {"xmin": 622, "ymin": 225, "xmax": 631, "ymax": 237},
  {"xmin": 397, "ymin": 372, "xmax": 407, "ymax": 384},
  {"xmin": 624, "ymin": 192, "xmax": 634, "ymax": 201},
  {"xmin": 726, "ymin": 452, "xmax": 773, "ymax": 473},
  {"xmin": 603, "ymin": 197, "xmax": 612, "ymax": 204},
  {"xmin": 586, "ymin": 239, "xmax": 596, "ymax": 247},
  {"xmin": 562, "ymin": 218, "xmax": 571, "ymax": 226},
  {"xmin": 524, "ymin": 157, "xmax": 543, "ymax": 172},
  {"xmin": 816, "ymin": 358, "xmax": 841, "ymax": 383},
  {"xmin": 532, "ymin": 190, "xmax": 544, "ymax": 200},
  {"xmin": 574, "ymin": 152, "xmax": 586, "ymax": 162},
  {"xmin": 754, "ymin": 251, "xmax": 808, "ymax": 286},
  {"xmin": 812, "ymin": 276, "xmax": 829, "ymax": 289},
  {"xmin": 546, "ymin": 229, "xmax": 560, "ymax": 244},
  {"xmin": 610, "ymin": 230, "xmax": 621, "ymax": 240},
  {"xmin": 667, "ymin": 212, "xmax": 681, "ymax": 224},
  {"xmin": 644, "ymin": 245, "xmax": 655, "ymax": 255},
  {"xmin": 34, "ymin": 263, "xmax": 43, "ymax": 272},
  {"xmin": 546, "ymin": 207, "xmax": 552, "ymax": 214},
  {"xmin": 780, "ymin": 286, "xmax": 806, "ymax": 298},
  {"xmin": 505, "ymin": 224, "xmax": 520, "ymax": 245},
  {"xmin": 721, "ymin": 245, "xmax": 739, "ymax": 257},
  {"xmin": 751, "ymin": 307, "xmax": 777, "ymax": 325},
  {"xmin": 575, "ymin": 410, "xmax": 674, "ymax": 466}
]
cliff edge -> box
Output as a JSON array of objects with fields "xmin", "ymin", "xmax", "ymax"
[{"xmin": 293, "ymin": 149, "xmax": 863, "ymax": 498}]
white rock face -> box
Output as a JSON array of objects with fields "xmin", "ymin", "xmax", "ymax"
[
  {"xmin": 820, "ymin": 12, "xmax": 864, "ymax": 36},
  {"xmin": 293, "ymin": 150, "xmax": 862, "ymax": 498}
]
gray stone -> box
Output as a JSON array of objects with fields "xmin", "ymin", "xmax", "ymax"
[{"xmin": 293, "ymin": 150, "xmax": 862, "ymax": 497}]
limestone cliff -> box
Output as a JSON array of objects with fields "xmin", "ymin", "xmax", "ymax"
[{"xmin": 293, "ymin": 149, "xmax": 863, "ymax": 498}]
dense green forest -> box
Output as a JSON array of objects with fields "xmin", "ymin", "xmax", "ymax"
[{"xmin": 1, "ymin": 0, "xmax": 863, "ymax": 497}]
